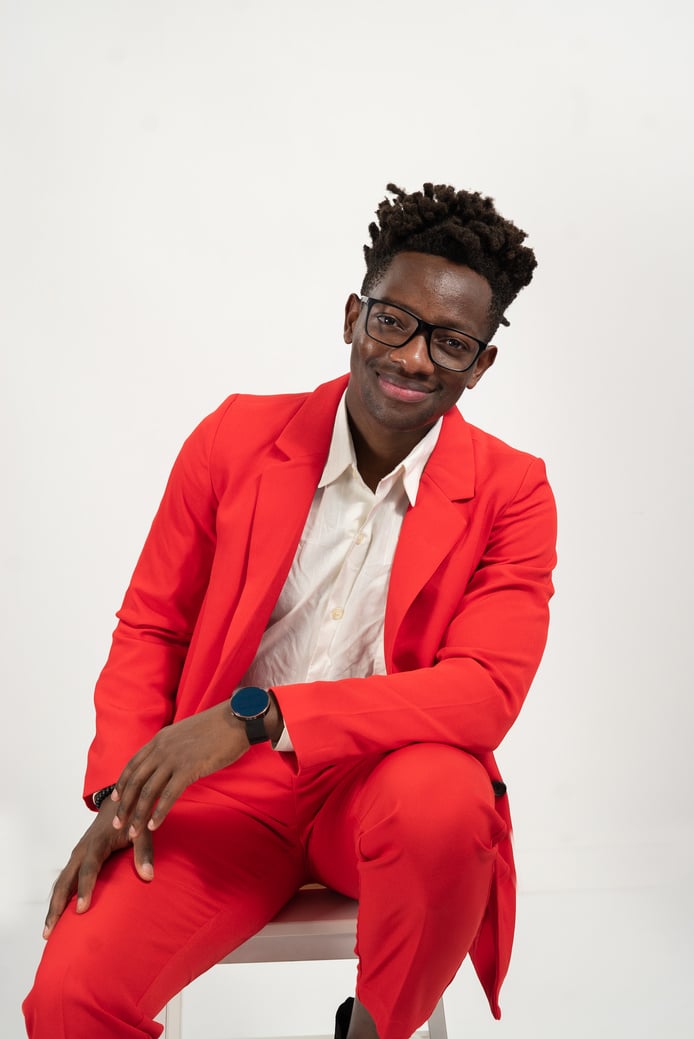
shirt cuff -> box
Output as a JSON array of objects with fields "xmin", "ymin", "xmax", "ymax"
[{"xmin": 273, "ymin": 725, "xmax": 294, "ymax": 752}]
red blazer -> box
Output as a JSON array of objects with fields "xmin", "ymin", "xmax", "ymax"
[{"xmin": 85, "ymin": 374, "xmax": 557, "ymax": 1017}]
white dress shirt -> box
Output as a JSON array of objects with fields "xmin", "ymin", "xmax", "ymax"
[{"xmin": 239, "ymin": 393, "xmax": 442, "ymax": 751}]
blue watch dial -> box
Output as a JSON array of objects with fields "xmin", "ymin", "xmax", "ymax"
[{"xmin": 231, "ymin": 686, "xmax": 270, "ymax": 719}]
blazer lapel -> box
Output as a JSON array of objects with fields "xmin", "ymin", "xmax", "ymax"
[
  {"xmin": 235, "ymin": 457, "xmax": 325, "ymax": 631},
  {"xmin": 205, "ymin": 376, "xmax": 348, "ymax": 699}
]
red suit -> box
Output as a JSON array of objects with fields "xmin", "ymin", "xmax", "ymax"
[{"xmin": 24, "ymin": 375, "xmax": 556, "ymax": 1039}]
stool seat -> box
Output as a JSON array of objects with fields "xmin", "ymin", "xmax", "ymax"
[
  {"xmin": 162, "ymin": 885, "xmax": 448, "ymax": 1039},
  {"xmin": 222, "ymin": 885, "xmax": 359, "ymax": 964}
]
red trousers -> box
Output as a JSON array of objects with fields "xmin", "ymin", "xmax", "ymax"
[{"xmin": 24, "ymin": 743, "xmax": 504, "ymax": 1039}]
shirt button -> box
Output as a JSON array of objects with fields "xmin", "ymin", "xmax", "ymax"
[
  {"xmin": 355, "ymin": 533, "xmax": 366, "ymax": 545},
  {"xmin": 331, "ymin": 607, "xmax": 344, "ymax": 620}
]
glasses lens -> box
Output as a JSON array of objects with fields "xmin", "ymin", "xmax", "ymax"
[
  {"xmin": 429, "ymin": 329, "xmax": 480, "ymax": 372},
  {"xmin": 366, "ymin": 301, "xmax": 417, "ymax": 346}
]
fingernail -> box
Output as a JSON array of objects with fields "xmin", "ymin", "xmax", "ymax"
[
  {"xmin": 147, "ymin": 818, "xmax": 156, "ymax": 831},
  {"xmin": 110, "ymin": 789, "xmax": 119, "ymax": 801},
  {"xmin": 42, "ymin": 925, "xmax": 50, "ymax": 939},
  {"xmin": 128, "ymin": 825, "xmax": 137, "ymax": 839},
  {"xmin": 142, "ymin": 863, "xmax": 154, "ymax": 880},
  {"xmin": 76, "ymin": 898, "xmax": 86, "ymax": 913},
  {"xmin": 112, "ymin": 816, "xmax": 122, "ymax": 830}
]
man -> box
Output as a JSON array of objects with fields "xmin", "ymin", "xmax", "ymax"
[{"xmin": 24, "ymin": 183, "xmax": 557, "ymax": 1039}]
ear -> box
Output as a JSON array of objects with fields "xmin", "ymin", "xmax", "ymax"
[
  {"xmin": 466, "ymin": 345, "xmax": 497, "ymax": 389},
  {"xmin": 343, "ymin": 293, "xmax": 362, "ymax": 344}
]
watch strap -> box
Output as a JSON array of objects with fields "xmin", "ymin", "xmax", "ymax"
[{"xmin": 244, "ymin": 714, "xmax": 269, "ymax": 745}]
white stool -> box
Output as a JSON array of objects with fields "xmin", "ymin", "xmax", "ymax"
[{"xmin": 162, "ymin": 885, "xmax": 448, "ymax": 1039}]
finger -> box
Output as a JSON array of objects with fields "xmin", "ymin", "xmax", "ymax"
[
  {"xmin": 120, "ymin": 766, "xmax": 173, "ymax": 839},
  {"xmin": 113, "ymin": 761, "xmax": 166, "ymax": 834},
  {"xmin": 43, "ymin": 862, "xmax": 78, "ymax": 939},
  {"xmin": 43, "ymin": 803, "xmax": 124, "ymax": 938},
  {"xmin": 146, "ymin": 777, "xmax": 186, "ymax": 831},
  {"xmin": 112, "ymin": 749, "xmax": 156, "ymax": 824},
  {"xmin": 74, "ymin": 849, "xmax": 106, "ymax": 915},
  {"xmin": 132, "ymin": 829, "xmax": 154, "ymax": 882}
]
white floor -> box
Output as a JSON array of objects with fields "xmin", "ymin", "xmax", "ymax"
[{"xmin": 6, "ymin": 881, "xmax": 692, "ymax": 1038}]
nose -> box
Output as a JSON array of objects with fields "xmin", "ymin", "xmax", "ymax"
[{"xmin": 390, "ymin": 331, "xmax": 435, "ymax": 374}]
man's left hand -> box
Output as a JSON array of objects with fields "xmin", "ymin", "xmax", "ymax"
[{"xmin": 111, "ymin": 702, "xmax": 248, "ymax": 839}]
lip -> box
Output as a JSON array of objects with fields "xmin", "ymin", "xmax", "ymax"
[{"xmin": 376, "ymin": 372, "xmax": 435, "ymax": 403}]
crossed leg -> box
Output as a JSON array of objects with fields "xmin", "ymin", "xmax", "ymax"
[{"xmin": 305, "ymin": 744, "xmax": 505, "ymax": 1039}]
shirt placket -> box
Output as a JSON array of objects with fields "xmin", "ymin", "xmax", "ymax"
[{"xmin": 305, "ymin": 471, "xmax": 383, "ymax": 679}]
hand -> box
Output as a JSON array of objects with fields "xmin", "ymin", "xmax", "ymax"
[
  {"xmin": 111, "ymin": 701, "xmax": 249, "ymax": 840},
  {"xmin": 43, "ymin": 797, "xmax": 153, "ymax": 939}
]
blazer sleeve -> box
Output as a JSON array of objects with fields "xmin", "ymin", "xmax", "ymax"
[
  {"xmin": 273, "ymin": 456, "xmax": 557, "ymax": 770},
  {"xmin": 82, "ymin": 399, "xmax": 234, "ymax": 803}
]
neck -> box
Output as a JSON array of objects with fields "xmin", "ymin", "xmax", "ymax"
[{"xmin": 346, "ymin": 412, "xmax": 428, "ymax": 492}]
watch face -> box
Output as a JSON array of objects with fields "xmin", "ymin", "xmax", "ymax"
[{"xmin": 232, "ymin": 686, "xmax": 270, "ymax": 719}]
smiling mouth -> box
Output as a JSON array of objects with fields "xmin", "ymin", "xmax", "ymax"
[{"xmin": 377, "ymin": 373, "xmax": 434, "ymax": 403}]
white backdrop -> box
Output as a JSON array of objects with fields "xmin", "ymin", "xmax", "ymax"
[{"xmin": 2, "ymin": 1, "xmax": 692, "ymax": 1037}]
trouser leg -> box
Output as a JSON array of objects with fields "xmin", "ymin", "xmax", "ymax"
[
  {"xmin": 305, "ymin": 744, "xmax": 506, "ymax": 1039},
  {"xmin": 23, "ymin": 784, "xmax": 305, "ymax": 1039}
]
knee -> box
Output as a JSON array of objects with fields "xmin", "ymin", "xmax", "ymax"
[
  {"xmin": 24, "ymin": 947, "xmax": 95, "ymax": 1037},
  {"xmin": 357, "ymin": 744, "xmax": 504, "ymax": 874},
  {"xmin": 23, "ymin": 938, "xmax": 152, "ymax": 1038},
  {"xmin": 24, "ymin": 943, "xmax": 67, "ymax": 1030}
]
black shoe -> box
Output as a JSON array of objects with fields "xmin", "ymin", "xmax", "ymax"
[{"xmin": 334, "ymin": 996, "xmax": 354, "ymax": 1039}]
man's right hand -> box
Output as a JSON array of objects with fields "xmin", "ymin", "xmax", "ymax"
[{"xmin": 42, "ymin": 797, "xmax": 154, "ymax": 939}]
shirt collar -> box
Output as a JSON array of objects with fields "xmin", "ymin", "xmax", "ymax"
[{"xmin": 319, "ymin": 393, "xmax": 443, "ymax": 506}]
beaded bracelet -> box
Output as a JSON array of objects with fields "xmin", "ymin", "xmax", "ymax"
[{"xmin": 92, "ymin": 784, "xmax": 117, "ymax": 809}]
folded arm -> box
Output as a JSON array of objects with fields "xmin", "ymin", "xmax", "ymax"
[{"xmin": 274, "ymin": 456, "xmax": 557, "ymax": 768}]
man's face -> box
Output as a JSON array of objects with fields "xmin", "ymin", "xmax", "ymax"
[{"xmin": 344, "ymin": 251, "xmax": 497, "ymax": 450}]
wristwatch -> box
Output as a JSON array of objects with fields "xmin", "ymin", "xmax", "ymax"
[{"xmin": 230, "ymin": 686, "xmax": 272, "ymax": 745}]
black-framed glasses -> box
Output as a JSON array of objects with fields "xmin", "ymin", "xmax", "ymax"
[{"xmin": 360, "ymin": 295, "xmax": 488, "ymax": 373}]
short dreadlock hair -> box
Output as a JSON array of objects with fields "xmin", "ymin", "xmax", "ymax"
[{"xmin": 362, "ymin": 183, "xmax": 537, "ymax": 333}]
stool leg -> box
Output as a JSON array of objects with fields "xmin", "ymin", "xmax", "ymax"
[
  {"xmin": 163, "ymin": 991, "xmax": 183, "ymax": 1039},
  {"xmin": 163, "ymin": 985, "xmax": 445, "ymax": 1039},
  {"xmin": 426, "ymin": 997, "xmax": 447, "ymax": 1039}
]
